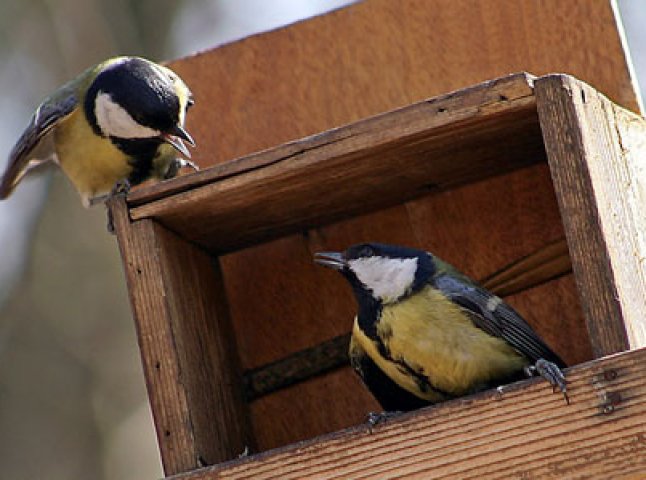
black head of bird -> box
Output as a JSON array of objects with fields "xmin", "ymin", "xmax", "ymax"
[
  {"xmin": 315, "ymin": 243, "xmax": 567, "ymax": 412},
  {"xmin": 84, "ymin": 57, "xmax": 195, "ymax": 157},
  {"xmin": 1, "ymin": 56, "xmax": 197, "ymax": 207}
]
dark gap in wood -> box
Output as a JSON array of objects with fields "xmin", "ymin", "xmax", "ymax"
[{"xmin": 243, "ymin": 333, "xmax": 350, "ymax": 400}]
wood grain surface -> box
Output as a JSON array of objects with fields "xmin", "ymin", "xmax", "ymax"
[
  {"xmin": 170, "ymin": 347, "xmax": 646, "ymax": 480},
  {"xmin": 113, "ymin": 0, "xmax": 641, "ymax": 469},
  {"xmin": 110, "ymin": 197, "xmax": 253, "ymax": 474},
  {"xmin": 537, "ymin": 75, "xmax": 646, "ymax": 356}
]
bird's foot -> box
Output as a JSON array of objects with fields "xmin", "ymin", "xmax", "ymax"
[
  {"xmin": 366, "ymin": 410, "xmax": 401, "ymax": 428},
  {"xmin": 181, "ymin": 158, "xmax": 199, "ymax": 171},
  {"xmin": 106, "ymin": 179, "xmax": 132, "ymax": 234},
  {"xmin": 237, "ymin": 446, "xmax": 251, "ymax": 459},
  {"xmin": 525, "ymin": 359, "xmax": 569, "ymax": 404},
  {"xmin": 164, "ymin": 158, "xmax": 199, "ymax": 179},
  {"xmin": 110, "ymin": 178, "xmax": 132, "ymax": 196}
]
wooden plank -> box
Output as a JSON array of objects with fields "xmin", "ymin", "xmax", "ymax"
[
  {"xmin": 537, "ymin": 75, "xmax": 646, "ymax": 356},
  {"xmin": 127, "ymin": 73, "xmax": 537, "ymax": 207},
  {"xmin": 169, "ymin": 346, "xmax": 646, "ymax": 480},
  {"xmin": 130, "ymin": 73, "xmax": 543, "ymax": 253},
  {"xmin": 109, "ymin": 197, "xmax": 253, "ymax": 476}
]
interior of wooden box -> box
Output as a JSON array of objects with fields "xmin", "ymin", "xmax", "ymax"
[
  {"xmin": 132, "ymin": 158, "xmax": 592, "ymax": 458},
  {"xmin": 187, "ymin": 160, "xmax": 590, "ymax": 453}
]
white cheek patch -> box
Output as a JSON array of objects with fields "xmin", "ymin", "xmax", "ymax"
[
  {"xmin": 349, "ymin": 256, "xmax": 419, "ymax": 303},
  {"xmin": 95, "ymin": 91, "xmax": 160, "ymax": 139}
]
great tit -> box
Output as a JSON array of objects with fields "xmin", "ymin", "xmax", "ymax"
[
  {"xmin": 315, "ymin": 243, "xmax": 567, "ymax": 412},
  {"xmin": 0, "ymin": 56, "xmax": 196, "ymax": 207}
]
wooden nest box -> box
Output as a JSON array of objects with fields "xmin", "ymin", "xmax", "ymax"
[{"xmin": 110, "ymin": 1, "xmax": 646, "ymax": 478}]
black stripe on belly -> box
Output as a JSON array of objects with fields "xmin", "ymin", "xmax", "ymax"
[
  {"xmin": 352, "ymin": 345, "xmax": 432, "ymax": 412},
  {"xmin": 110, "ymin": 137, "xmax": 162, "ymax": 185}
]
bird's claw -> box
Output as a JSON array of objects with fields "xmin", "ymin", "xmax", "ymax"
[
  {"xmin": 110, "ymin": 178, "xmax": 132, "ymax": 196},
  {"xmin": 237, "ymin": 446, "xmax": 251, "ymax": 458},
  {"xmin": 182, "ymin": 159, "xmax": 199, "ymax": 171},
  {"xmin": 164, "ymin": 158, "xmax": 199, "ymax": 179},
  {"xmin": 366, "ymin": 410, "xmax": 401, "ymax": 428},
  {"xmin": 525, "ymin": 359, "xmax": 569, "ymax": 404},
  {"xmin": 106, "ymin": 179, "xmax": 132, "ymax": 234}
]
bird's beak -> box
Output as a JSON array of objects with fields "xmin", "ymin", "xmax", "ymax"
[
  {"xmin": 314, "ymin": 251, "xmax": 346, "ymax": 270},
  {"xmin": 162, "ymin": 124, "xmax": 196, "ymax": 158}
]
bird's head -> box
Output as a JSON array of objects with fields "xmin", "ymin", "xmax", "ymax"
[
  {"xmin": 84, "ymin": 56, "xmax": 195, "ymax": 157},
  {"xmin": 315, "ymin": 243, "xmax": 436, "ymax": 305}
]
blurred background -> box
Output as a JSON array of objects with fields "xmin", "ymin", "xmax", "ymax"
[{"xmin": 0, "ymin": 1, "xmax": 642, "ymax": 479}]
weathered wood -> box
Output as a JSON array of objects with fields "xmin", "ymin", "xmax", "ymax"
[
  {"xmin": 537, "ymin": 75, "xmax": 646, "ymax": 356},
  {"xmin": 130, "ymin": 73, "xmax": 542, "ymax": 253},
  {"xmin": 109, "ymin": 197, "xmax": 253, "ymax": 475},
  {"xmin": 170, "ymin": 347, "xmax": 646, "ymax": 480}
]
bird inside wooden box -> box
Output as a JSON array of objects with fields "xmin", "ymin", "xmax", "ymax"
[{"xmin": 315, "ymin": 241, "xmax": 569, "ymax": 414}]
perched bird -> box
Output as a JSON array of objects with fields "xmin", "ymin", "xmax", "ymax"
[
  {"xmin": 0, "ymin": 56, "xmax": 196, "ymax": 208},
  {"xmin": 315, "ymin": 243, "xmax": 567, "ymax": 412}
]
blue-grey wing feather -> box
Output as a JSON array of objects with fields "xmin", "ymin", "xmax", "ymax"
[
  {"xmin": 1, "ymin": 85, "xmax": 78, "ymax": 198},
  {"xmin": 433, "ymin": 272, "xmax": 566, "ymax": 367}
]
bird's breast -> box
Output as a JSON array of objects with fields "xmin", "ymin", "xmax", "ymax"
[
  {"xmin": 54, "ymin": 108, "xmax": 132, "ymax": 206},
  {"xmin": 355, "ymin": 285, "xmax": 528, "ymax": 400}
]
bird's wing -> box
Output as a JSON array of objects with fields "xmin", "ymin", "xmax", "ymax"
[
  {"xmin": 0, "ymin": 82, "xmax": 78, "ymax": 199},
  {"xmin": 433, "ymin": 272, "xmax": 566, "ymax": 367}
]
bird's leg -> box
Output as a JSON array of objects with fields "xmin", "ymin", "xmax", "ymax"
[
  {"xmin": 106, "ymin": 179, "xmax": 132, "ymax": 234},
  {"xmin": 111, "ymin": 178, "xmax": 132, "ymax": 196},
  {"xmin": 237, "ymin": 446, "xmax": 251, "ymax": 458},
  {"xmin": 524, "ymin": 359, "xmax": 569, "ymax": 404},
  {"xmin": 164, "ymin": 158, "xmax": 199, "ymax": 179}
]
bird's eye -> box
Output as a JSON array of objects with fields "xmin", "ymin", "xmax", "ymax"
[{"xmin": 358, "ymin": 245, "xmax": 375, "ymax": 257}]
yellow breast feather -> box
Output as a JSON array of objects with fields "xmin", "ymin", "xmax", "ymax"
[
  {"xmin": 54, "ymin": 108, "xmax": 131, "ymax": 206},
  {"xmin": 355, "ymin": 285, "xmax": 528, "ymax": 400}
]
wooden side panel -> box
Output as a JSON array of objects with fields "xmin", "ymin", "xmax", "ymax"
[
  {"xmin": 110, "ymin": 198, "xmax": 253, "ymax": 475},
  {"xmin": 171, "ymin": 347, "xmax": 646, "ymax": 480},
  {"xmin": 537, "ymin": 75, "xmax": 646, "ymax": 356}
]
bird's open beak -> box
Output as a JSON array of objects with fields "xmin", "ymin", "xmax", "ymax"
[
  {"xmin": 162, "ymin": 124, "xmax": 195, "ymax": 158},
  {"xmin": 314, "ymin": 251, "xmax": 346, "ymax": 270}
]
